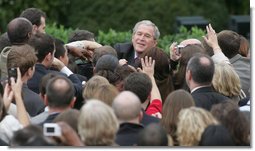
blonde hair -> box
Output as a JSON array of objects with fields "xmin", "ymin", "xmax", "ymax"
[
  {"xmin": 177, "ymin": 107, "xmax": 218, "ymax": 146},
  {"xmin": 78, "ymin": 100, "xmax": 119, "ymax": 146},
  {"xmin": 82, "ymin": 75, "xmax": 109, "ymax": 100},
  {"xmin": 93, "ymin": 84, "xmax": 119, "ymax": 106},
  {"xmin": 212, "ymin": 62, "xmax": 241, "ymax": 99}
]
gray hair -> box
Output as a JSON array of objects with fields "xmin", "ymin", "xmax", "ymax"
[{"xmin": 133, "ymin": 20, "xmax": 160, "ymax": 40}]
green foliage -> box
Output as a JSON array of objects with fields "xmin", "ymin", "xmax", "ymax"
[
  {"xmin": 45, "ymin": 22, "xmax": 73, "ymax": 43},
  {"xmin": 97, "ymin": 29, "xmax": 132, "ymax": 46}
]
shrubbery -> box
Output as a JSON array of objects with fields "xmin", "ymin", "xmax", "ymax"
[{"xmin": 46, "ymin": 22, "xmax": 205, "ymax": 54}]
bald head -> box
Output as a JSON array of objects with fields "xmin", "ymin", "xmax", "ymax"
[
  {"xmin": 180, "ymin": 38, "xmax": 202, "ymax": 47},
  {"xmin": 7, "ymin": 17, "xmax": 32, "ymax": 44},
  {"xmin": 112, "ymin": 91, "xmax": 141, "ymax": 122}
]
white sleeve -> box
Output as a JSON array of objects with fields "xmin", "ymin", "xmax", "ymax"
[{"xmin": 211, "ymin": 52, "xmax": 230, "ymax": 64}]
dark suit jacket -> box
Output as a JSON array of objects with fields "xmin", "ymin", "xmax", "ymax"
[
  {"xmin": 191, "ymin": 86, "xmax": 229, "ymax": 111},
  {"xmin": 39, "ymin": 112, "xmax": 60, "ymax": 126},
  {"xmin": 114, "ymin": 42, "xmax": 137, "ymax": 67},
  {"xmin": 115, "ymin": 122, "xmax": 144, "ymax": 146},
  {"xmin": 22, "ymin": 84, "xmax": 45, "ymax": 117},
  {"xmin": 27, "ymin": 64, "xmax": 84, "ymax": 109},
  {"xmin": 230, "ymin": 54, "xmax": 250, "ymax": 97}
]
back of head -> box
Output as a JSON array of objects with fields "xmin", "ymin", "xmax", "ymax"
[
  {"xmin": 239, "ymin": 35, "xmax": 249, "ymax": 57},
  {"xmin": 212, "ymin": 62, "xmax": 241, "ymax": 99},
  {"xmin": 82, "ymin": 75, "xmax": 109, "ymax": 100},
  {"xmin": 217, "ymin": 30, "xmax": 241, "ymax": 58},
  {"xmin": 133, "ymin": 20, "xmax": 160, "ymax": 40},
  {"xmin": 28, "ymin": 33, "xmax": 55, "ymax": 62},
  {"xmin": 112, "ymin": 91, "xmax": 141, "ymax": 122},
  {"xmin": 199, "ymin": 125, "xmax": 235, "ymax": 146},
  {"xmin": 46, "ymin": 76, "xmax": 75, "ymax": 108},
  {"xmin": 137, "ymin": 123, "xmax": 168, "ymax": 146},
  {"xmin": 177, "ymin": 107, "xmax": 218, "ymax": 146},
  {"xmin": 7, "ymin": 17, "xmax": 32, "ymax": 44},
  {"xmin": 20, "ymin": 8, "xmax": 46, "ymax": 26},
  {"xmin": 53, "ymin": 109, "xmax": 80, "ymax": 133},
  {"xmin": 95, "ymin": 54, "xmax": 119, "ymax": 72},
  {"xmin": 7, "ymin": 44, "xmax": 37, "ymax": 77},
  {"xmin": 124, "ymin": 72, "xmax": 152, "ymax": 103},
  {"xmin": 10, "ymin": 124, "xmax": 54, "ymax": 146},
  {"xmin": 161, "ymin": 90, "xmax": 195, "ymax": 138},
  {"xmin": 93, "ymin": 84, "xmax": 119, "ymax": 106},
  {"xmin": 187, "ymin": 53, "xmax": 214, "ymax": 85},
  {"xmin": 78, "ymin": 100, "xmax": 119, "ymax": 145},
  {"xmin": 92, "ymin": 45, "xmax": 117, "ymax": 66},
  {"xmin": 54, "ymin": 38, "xmax": 66, "ymax": 59},
  {"xmin": 39, "ymin": 72, "xmax": 58, "ymax": 96},
  {"xmin": 68, "ymin": 29, "xmax": 95, "ymax": 42}
]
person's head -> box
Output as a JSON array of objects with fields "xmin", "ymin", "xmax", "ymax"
[
  {"xmin": 112, "ymin": 91, "xmax": 142, "ymax": 124},
  {"xmin": 161, "ymin": 90, "xmax": 195, "ymax": 142},
  {"xmin": 7, "ymin": 17, "xmax": 32, "ymax": 45},
  {"xmin": 92, "ymin": 45, "xmax": 117, "ymax": 66},
  {"xmin": 20, "ymin": 8, "xmax": 46, "ymax": 34},
  {"xmin": 132, "ymin": 20, "xmax": 159, "ymax": 54},
  {"xmin": 199, "ymin": 125, "xmax": 235, "ymax": 146},
  {"xmin": 212, "ymin": 62, "xmax": 241, "ymax": 103},
  {"xmin": 7, "ymin": 44, "xmax": 37, "ymax": 78},
  {"xmin": 39, "ymin": 72, "xmax": 58, "ymax": 100},
  {"xmin": 94, "ymin": 54, "xmax": 119, "ymax": 73},
  {"xmin": 124, "ymin": 72, "xmax": 152, "ymax": 103},
  {"xmin": 93, "ymin": 84, "xmax": 119, "ymax": 106},
  {"xmin": 140, "ymin": 47, "xmax": 174, "ymax": 101},
  {"xmin": 177, "ymin": 107, "xmax": 218, "ymax": 146},
  {"xmin": 68, "ymin": 29, "xmax": 95, "ymax": 42},
  {"xmin": 210, "ymin": 101, "xmax": 250, "ymax": 145},
  {"xmin": 217, "ymin": 30, "xmax": 241, "ymax": 59},
  {"xmin": 28, "ymin": 33, "xmax": 55, "ymax": 66},
  {"xmin": 53, "ymin": 109, "xmax": 80, "ymax": 133},
  {"xmin": 114, "ymin": 65, "xmax": 136, "ymax": 92},
  {"xmin": 180, "ymin": 38, "xmax": 202, "ymax": 47},
  {"xmin": 82, "ymin": 75, "xmax": 109, "ymax": 100},
  {"xmin": 10, "ymin": 124, "xmax": 54, "ymax": 146},
  {"xmin": 0, "ymin": 33, "xmax": 11, "ymax": 52},
  {"xmin": 186, "ymin": 53, "xmax": 214, "ymax": 88},
  {"xmin": 46, "ymin": 76, "xmax": 76, "ymax": 109},
  {"xmin": 137, "ymin": 123, "xmax": 168, "ymax": 146},
  {"xmin": 174, "ymin": 45, "xmax": 205, "ymax": 90},
  {"xmin": 239, "ymin": 35, "xmax": 250, "ymax": 57},
  {"xmin": 78, "ymin": 100, "xmax": 119, "ymax": 146},
  {"xmin": 54, "ymin": 38, "xmax": 69, "ymax": 66}
]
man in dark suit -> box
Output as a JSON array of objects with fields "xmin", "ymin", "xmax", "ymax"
[
  {"xmin": 114, "ymin": 20, "xmax": 160, "ymax": 68},
  {"xmin": 185, "ymin": 53, "xmax": 229, "ymax": 111},
  {"xmin": 217, "ymin": 30, "xmax": 250, "ymax": 97}
]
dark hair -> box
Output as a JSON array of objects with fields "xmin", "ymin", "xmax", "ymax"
[
  {"xmin": 7, "ymin": 17, "xmax": 32, "ymax": 44},
  {"xmin": 7, "ymin": 44, "xmax": 37, "ymax": 77},
  {"xmin": 95, "ymin": 55, "xmax": 119, "ymax": 72},
  {"xmin": 46, "ymin": 76, "xmax": 75, "ymax": 108},
  {"xmin": 54, "ymin": 38, "xmax": 66, "ymax": 59},
  {"xmin": 10, "ymin": 124, "xmax": 54, "ymax": 146},
  {"xmin": 217, "ymin": 30, "xmax": 241, "ymax": 58},
  {"xmin": 20, "ymin": 8, "xmax": 46, "ymax": 26},
  {"xmin": 39, "ymin": 73, "xmax": 58, "ymax": 96},
  {"xmin": 161, "ymin": 89, "xmax": 195, "ymax": 145},
  {"xmin": 68, "ymin": 29, "xmax": 95, "ymax": 42},
  {"xmin": 92, "ymin": 46, "xmax": 117, "ymax": 66},
  {"xmin": 124, "ymin": 72, "xmax": 152, "ymax": 103},
  {"xmin": 199, "ymin": 125, "xmax": 235, "ymax": 146},
  {"xmin": 139, "ymin": 47, "xmax": 174, "ymax": 101},
  {"xmin": 186, "ymin": 53, "xmax": 214, "ymax": 85},
  {"xmin": 137, "ymin": 123, "xmax": 168, "ymax": 146},
  {"xmin": 28, "ymin": 33, "xmax": 55, "ymax": 62},
  {"xmin": 174, "ymin": 45, "xmax": 204, "ymax": 90},
  {"xmin": 239, "ymin": 35, "xmax": 249, "ymax": 57}
]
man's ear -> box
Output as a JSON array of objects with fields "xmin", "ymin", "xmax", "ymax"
[
  {"xmin": 44, "ymin": 95, "xmax": 49, "ymax": 106},
  {"xmin": 139, "ymin": 110, "xmax": 143, "ymax": 122},
  {"xmin": 45, "ymin": 52, "xmax": 52, "ymax": 61},
  {"xmin": 69, "ymin": 97, "xmax": 77, "ymax": 108},
  {"xmin": 32, "ymin": 25, "xmax": 38, "ymax": 34}
]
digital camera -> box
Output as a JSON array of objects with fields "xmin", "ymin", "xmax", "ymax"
[
  {"xmin": 43, "ymin": 123, "xmax": 62, "ymax": 137},
  {"xmin": 8, "ymin": 67, "xmax": 17, "ymax": 85}
]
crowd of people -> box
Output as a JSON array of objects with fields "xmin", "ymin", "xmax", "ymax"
[{"xmin": 0, "ymin": 7, "xmax": 251, "ymax": 146}]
